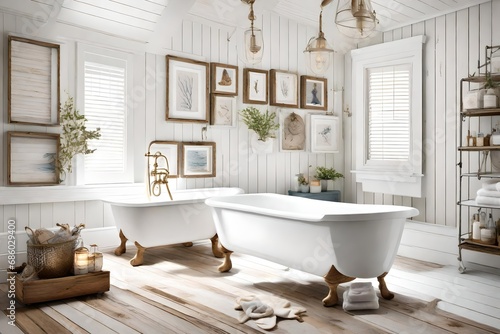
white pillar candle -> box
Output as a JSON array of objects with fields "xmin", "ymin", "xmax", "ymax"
[
  {"xmin": 472, "ymin": 221, "xmax": 481, "ymax": 241},
  {"xmin": 74, "ymin": 247, "xmax": 89, "ymax": 275}
]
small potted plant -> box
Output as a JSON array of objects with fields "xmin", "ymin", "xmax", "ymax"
[
  {"xmin": 240, "ymin": 106, "xmax": 279, "ymax": 154},
  {"xmin": 314, "ymin": 166, "xmax": 344, "ymax": 191},
  {"xmin": 297, "ymin": 174, "xmax": 309, "ymax": 193},
  {"xmin": 483, "ymin": 75, "xmax": 499, "ymax": 108}
]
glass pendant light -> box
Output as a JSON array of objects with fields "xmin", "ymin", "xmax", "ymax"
[
  {"xmin": 304, "ymin": 4, "xmax": 334, "ymax": 75},
  {"xmin": 335, "ymin": 0, "xmax": 377, "ymax": 39},
  {"xmin": 241, "ymin": 0, "xmax": 264, "ymax": 65}
]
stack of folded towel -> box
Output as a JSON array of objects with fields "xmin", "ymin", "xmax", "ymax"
[
  {"xmin": 342, "ymin": 282, "xmax": 379, "ymax": 311},
  {"xmin": 475, "ymin": 180, "xmax": 500, "ymax": 206}
]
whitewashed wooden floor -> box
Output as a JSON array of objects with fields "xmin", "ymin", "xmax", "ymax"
[{"xmin": 1, "ymin": 241, "xmax": 500, "ymax": 333}]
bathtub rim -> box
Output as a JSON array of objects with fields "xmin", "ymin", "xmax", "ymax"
[{"xmin": 205, "ymin": 193, "xmax": 419, "ymax": 222}]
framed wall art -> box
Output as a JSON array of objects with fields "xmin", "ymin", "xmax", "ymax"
[
  {"xmin": 147, "ymin": 141, "xmax": 180, "ymax": 178},
  {"xmin": 180, "ymin": 142, "xmax": 216, "ymax": 178},
  {"xmin": 310, "ymin": 115, "xmax": 340, "ymax": 153},
  {"xmin": 279, "ymin": 110, "xmax": 306, "ymax": 152},
  {"xmin": 300, "ymin": 76, "xmax": 327, "ymax": 111},
  {"xmin": 243, "ymin": 68, "xmax": 268, "ymax": 104},
  {"xmin": 210, "ymin": 62, "xmax": 238, "ymax": 95},
  {"xmin": 8, "ymin": 36, "xmax": 60, "ymax": 126},
  {"xmin": 8, "ymin": 131, "xmax": 60, "ymax": 185},
  {"xmin": 210, "ymin": 94, "xmax": 236, "ymax": 127},
  {"xmin": 270, "ymin": 69, "xmax": 298, "ymax": 108},
  {"xmin": 166, "ymin": 55, "xmax": 209, "ymax": 123}
]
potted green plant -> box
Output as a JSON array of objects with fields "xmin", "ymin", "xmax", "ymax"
[
  {"xmin": 57, "ymin": 94, "xmax": 101, "ymax": 181},
  {"xmin": 483, "ymin": 75, "xmax": 499, "ymax": 108},
  {"xmin": 297, "ymin": 174, "xmax": 309, "ymax": 193},
  {"xmin": 314, "ymin": 166, "xmax": 343, "ymax": 191},
  {"xmin": 240, "ymin": 106, "xmax": 279, "ymax": 154}
]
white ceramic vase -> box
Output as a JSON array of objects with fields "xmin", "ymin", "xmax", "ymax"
[{"xmin": 250, "ymin": 132, "xmax": 274, "ymax": 154}]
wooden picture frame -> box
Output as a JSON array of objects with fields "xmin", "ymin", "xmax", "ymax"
[
  {"xmin": 8, "ymin": 131, "xmax": 60, "ymax": 185},
  {"xmin": 8, "ymin": 36, "xmax": 60, "ymax": 126},
  {"xmin": 180, "ymin": 142, "xmax": 216, "ymax": 178},
  {"xmin": 210, "ymin": 62, "xmax": 238, "ymax": 95},
  {"xmin": 279, "ymin": 110, "xmax": 306, "ymax": 152},
  {"xmin": 147, "ymin": 141, "xmax": 180, "ymax": 178},
  {"xmin": 166, "ymin": 55, "xmax": 209, "ymax": 123},
  {"xmin": 300, "ymin": 76, "xmax": 328, "ymax": 111},
  {"xmin": 243, "ymin": 68, "xmax": 268, "ymax": 104},
  {"xmin": 310, "ymin": 115, "xmax": 340, "ymax": 153},
  {"xmin": 210, "ymin": 94, "xmax": 237, "ymax": 127},
  {"xmin": 270, "ymin": 69, "xmax": 298, "ymax": 108}
]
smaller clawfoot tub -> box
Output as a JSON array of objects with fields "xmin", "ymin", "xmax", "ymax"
[
  {"xmin": 105, "ymin": 187, "xmax": 243, "ymax": 266},
  {"xmin": 205, "ymin": 193, "xmax": 418, "ymax": 306}
]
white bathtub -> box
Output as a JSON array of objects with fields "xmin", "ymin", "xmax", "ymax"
[
  {"xmin": 105, "ymin": 187, "xmax": 244, "ymax": 266},
  {"xmin": 205, "ymin": 193, "xmax": 418, "ymax": 305}
]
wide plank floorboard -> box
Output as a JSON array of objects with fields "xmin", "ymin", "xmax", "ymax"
[{"xmin": 2, "ymin": 241, "xmax": 500, "ymax": 333}]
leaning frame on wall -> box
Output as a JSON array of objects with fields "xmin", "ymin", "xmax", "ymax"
[
  {"xmin": 8, "ymin": 131, "xmax": 61, "ymax": 186},
  {"xmin": 8, "ymin": 36, "xmax": 60, "ymax": 126}
]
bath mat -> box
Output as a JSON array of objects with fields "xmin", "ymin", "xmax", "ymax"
[{"xmin": 235, "ymin": 294, "xmax": 306, "ymax": 330}]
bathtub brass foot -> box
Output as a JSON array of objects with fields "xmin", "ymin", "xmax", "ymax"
[
  {"xmin": 182, "ymin": 242, "xmax": 193, "ymax": 247},
  {"xmin": 130, "ymin": 241, "xmax": 146, "ymax": 266},
  {"xmin": 218, "ymin": 244, "xmax": 233, "ymax": 272},
  {"xmin": 377, "ymin": 272, "xmax": 394, "ymax": 300},
  {"xmin": 210, "ymin": 234, "xmax": 224, "ymax": 258},
  {"xmin": 323, "ymin": 265, "xmax": 355, "ymax": 307},
  {"xmin": 114, "ymin": 229, "xmax": 128, "ymax": 256}
]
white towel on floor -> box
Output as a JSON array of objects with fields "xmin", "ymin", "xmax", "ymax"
[
  {"xmin": 342, "ymin": 290, "xmax": 379, "ymax": 311},
  {"xmin": 347, "ymin": 282, "xmax": 376, "ymax": 303},
  {"xmin": 476, "ymin": 195, "xmax": 500, "ymax": 206},
  {"xmin": 477, "ymin": 188, "xmax": 500, "ymax": 198}
]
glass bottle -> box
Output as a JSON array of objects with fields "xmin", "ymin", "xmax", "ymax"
[{"xmin": 481, "ymin": 213, "xmax": 497, "ymax": 245}]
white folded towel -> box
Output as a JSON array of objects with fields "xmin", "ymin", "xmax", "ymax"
[
  {"xmin": 342, "ymin": 290, "xmax": 379, "ymax": 311},
  {"xmin": 347, "ymin": 282, "xmax": 376, "ymax": 303},
  {"xmin": 477, "ymin": 188, "xmax": 500, "ymax": 198},
  {"xmin": 495, "ymin": 182, "xmax": 500, "ymax": 192},
  {"xmin": 476, "ymin": 196, "xmax": 500, "ymax": 206},
  {"xmin": 482, "ymin": 180, "xmax": 499, "ymax": 190}
]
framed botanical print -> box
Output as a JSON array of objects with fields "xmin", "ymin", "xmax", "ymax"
[
  {"xmin": 300, "ymin": 76, "xmax": 327, "ymax": 111},
  {"xmin": 310, "ymin": 115, "xmax": 340, "ymax": 153},
  {"xmin": 270, "ymin": 69, "xmax": 298, "ymax": 108},
  {"xmin": 210, "ymin": 62, "xmax": 238, "ymax": 95},
  {"xmin": 243, "ymin": 68, "xmax": 268, "ymax": 104},
  {"xmin": 8, "ymin": 131, "xmax": 60, "ymax": 185},
  {"xmin": 279, "ymin": 110, "xmax": 306, "ymax": 152},
  {"xmin": 8, "ymin": 36, "xmax": 60, "ymax": 126},
  {"xmin": 166, "ymin": 55, "xmax": 209, "ymax": 123},
  {"xmin": 210, "ymin": 94, "xmax": 237, "ymax": 127},
  {"xmin": 180, "ymin": 142, "xmax": 216, "ymax": 178}
]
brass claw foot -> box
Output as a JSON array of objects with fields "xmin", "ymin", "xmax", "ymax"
[
  {"xmin": 377, "ymin": 272, "xmax": 394, "ymax": 300},
  {"xmin": 114, "ymin": 229, "xmax": 128, "ymax": 256},
  {"xmin": 130, "ymin": 241, "xmax": 146, "ymax": 266},
  {"xmin": 218, "ymin": 243, "xmax": 233, "ymax": 272},
  {"xmin": 210, "ymin": 234, "xmax": 224, "ymax": 258},
  {"xmin": 323, "ymin": 265, "xmax": 355, "ymax": 306}
]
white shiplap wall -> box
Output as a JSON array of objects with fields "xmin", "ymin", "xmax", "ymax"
[{"xmin": 0, "ymin": 9, "xmax": 343, "ymax": 250}]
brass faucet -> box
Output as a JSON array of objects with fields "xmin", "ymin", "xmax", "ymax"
[{"xmin": 145, "ymin": 141, "xmax": 173, "ymax": 200}]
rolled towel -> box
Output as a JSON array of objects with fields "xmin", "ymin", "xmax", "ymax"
[
  {"xmin": 476, "ymin": 196, "xmax": 500, "ymax": 206},
  {"xmin": 477, "ymin": 188, "xmax": 500, "ymax": 198},
  {"xmin": 342, "ymin": 290, "xmax": 379, "ymax": 311},
  {"xmin": 347, "ymin": 283, "xmax": 376, "ymax": 303}
]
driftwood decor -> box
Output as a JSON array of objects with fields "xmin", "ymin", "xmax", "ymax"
[
  {"xmin": 166, "ymin": 55, "xmax": 209, "ymax": 123},
  {"xmin": 8, "ymin": 36, "xmax": 60, "ymax": 126}
]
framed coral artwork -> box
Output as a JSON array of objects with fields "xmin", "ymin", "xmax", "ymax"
[{"xmin": 210, "ymin": 63, "xmax": 238, "ymax": 95}]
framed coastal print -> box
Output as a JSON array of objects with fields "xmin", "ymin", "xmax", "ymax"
[
  {"xmin": 8, "ymin": 36, "xmax": 60, "ymax": 126},
  {"xmin": 310, "ymin": 115, "xmax": 339, "ymax": 153},
  {"xmin": 279, "ymin": 110, "xmax": 306, "ymax": 152},
  {"xmin": 210, "ymin": 62, "xmax": 238, "ymax": 95},
  {"xmin": 300, "ymin": 76, "xmax": 327, "ymax": 111},
  {"xmin": 166, "ymin": 55, "xmax": 209, "ymax": 123},
  {"xmin": 270, "ymin": 69, "xmax": 298, "ymax": 108},
  {"xmin": 180, "ymin": 142, "xmax": 216, "ymax": 178},
  {"xmin": 147, "ymin": 141, "xmax": 180, "ymax": 178},
  {"xmin": 7, "ymin": 131, "xmax": 60, "ymax": 185},
  {"xmin": 243, "ymin": 68, "xmax": 268, "ymax": 104},
  {"xmin": 210, "ymin": 94, "xmax": 236, "ymax": 127}
]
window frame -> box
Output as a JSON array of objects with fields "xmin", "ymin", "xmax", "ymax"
[{"xmin": 351, "ymin": 35, "xmax": 425, "ymax": 198}]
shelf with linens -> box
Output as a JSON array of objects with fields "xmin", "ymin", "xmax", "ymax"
[{"xmin": 457, "ymin": 55, "xmax": 500, "ymax": 273}]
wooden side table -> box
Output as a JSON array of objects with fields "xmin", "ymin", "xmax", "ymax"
[{"xmin": 288, "ymin": 190, "xmax": 341, "ymax": 202}]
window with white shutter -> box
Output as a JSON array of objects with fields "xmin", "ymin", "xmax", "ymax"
[
  {"xmin": 351, "ymin": 35, "xmax": 425, "ymax": 197},
  {"xmin": 77, "ymin": 44, "xmax": 133, "ymax": 184}
]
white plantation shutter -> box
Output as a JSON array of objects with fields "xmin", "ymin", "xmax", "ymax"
[
  {"xmin": 78, "ymin": 44, "xmax": 133, "ymax": 184},
  {"xmin": 367, "ymin": 65, "xmax": 411, "ymax": 161}
]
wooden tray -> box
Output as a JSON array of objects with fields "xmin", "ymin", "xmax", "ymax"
[{"xmin": 14, "ymin": 271, "xmax": 110, "ymax": 304}]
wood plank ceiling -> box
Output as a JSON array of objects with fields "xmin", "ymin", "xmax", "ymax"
[{"xmin": 0, "ymin": 0, "xmax": 493, "ymax": 43}]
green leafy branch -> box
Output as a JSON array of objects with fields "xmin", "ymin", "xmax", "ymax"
[
  {"xmin": 240, "ymin": 106, "xmax": 279, "ymax": 142},
  {"xmin": 314, "ymin": 166, "xmax": 343, "ymax": 180}
]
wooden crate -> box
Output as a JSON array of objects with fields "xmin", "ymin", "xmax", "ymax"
[{"xmin": 14, "ymin": 271, "xmax": 110, "ymax": 304}]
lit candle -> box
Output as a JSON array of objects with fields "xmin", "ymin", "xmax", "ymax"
[
  {"xmin": 310, "ymin": 179, "xmax": 321, "ymax": 193},
  {"xmin": 74, "ymin": 247, "xmax": 89, "ymax": 275}
]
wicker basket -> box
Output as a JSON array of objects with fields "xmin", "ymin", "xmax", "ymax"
[{"xmin": 27, "ymin": 238, "xmax": 78, "ymax": 279}]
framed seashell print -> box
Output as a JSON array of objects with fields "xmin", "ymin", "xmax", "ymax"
[{"xmin": 210, "ymin": 62, "xmax": 238, "ymax": 96}]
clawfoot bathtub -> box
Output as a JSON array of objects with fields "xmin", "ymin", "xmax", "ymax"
[
  {"xmin": 205, "ymin": 193, "xmax": 418, "ymax": 306},
  {"xmin": 105, "ymin": 187, "xmax": 243, "ymax": 266}
]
